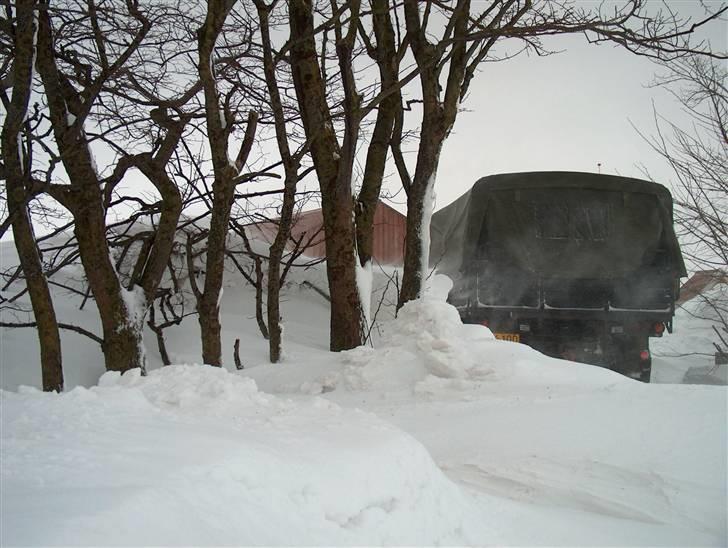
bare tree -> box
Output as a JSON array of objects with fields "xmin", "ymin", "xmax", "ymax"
[
  {"xmin": 355, "ymin": 0, "xmax": 404, "ymax": 269},
  {"xmin": 228, "ymin": 218, "xmax": 270, "ymax": 340},
  {"xmin": 286, "ymin": 0, "xmax": 409, "ymax": 351},
  {"xmin": 642, "ymin": 54, "xmax": 727, "ymax": 360},
  {"xmin": 193, "ymin": 0, "xmax": 258, "ymax": 366},
  {"xmin": 287, "ymin": 0, "xmax": 367, "ymax": 351},
  {"xmin": 32, "ymin": 0, "xmax": 193, "ymax": 373},
  {"xmin": 1, "ymin": 0, "xmax": 63, "ymax": 391},
  {"xmin": 228, "ymin": 200, "xmax": 326, "ymax": 359},
  {"xmin": 395, "ymin": 0, "xmax": 728, "ymax": 307},
  {"xmin": 254, "ymin": 0, "xmax": 320, "ymax": 362},
  {"xmin": 147, "ymin": 282, "xmax": 196, "ymax": 366}
]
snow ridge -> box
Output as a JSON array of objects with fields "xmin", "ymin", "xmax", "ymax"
[{"xmin": 1, "ymin": 364, "xmax": 491, "ymax": 546}]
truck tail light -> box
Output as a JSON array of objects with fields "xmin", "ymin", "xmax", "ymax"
[{"xmin": 640, "ymin": 350, "xmax": 650, "ymax": 361}]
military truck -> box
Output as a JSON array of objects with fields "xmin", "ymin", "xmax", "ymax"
[{"xmin": 430, "ymin": 172, "xmax": 687, "ymax": 382}]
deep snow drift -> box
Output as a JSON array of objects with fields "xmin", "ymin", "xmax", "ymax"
[
  {"xmin": 2, "ymin": 365, "xmax": 493, "ymax": 546},
  {"xmin": 244, "ymin": 277, "xmax": 728, "ymax": 546},
  {"xmin": 1, "ymin": 236, "xmax": 727, "ymax": 545}
]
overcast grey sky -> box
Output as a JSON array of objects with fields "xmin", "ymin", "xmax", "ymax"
[
  {"xmin": 413, "ymin": 4, "xmax": 727, "ymax": 210},
  {"xmin": 2, "ymin": 1, "xmax": 724, "ymax": 242}
]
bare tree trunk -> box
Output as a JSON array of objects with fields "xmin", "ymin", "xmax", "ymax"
[
  {"xmin": 198, "ymin": 185, "xmax": 234, "ymax": 366},
  {"xmin": 196, "ymin": 0, "xmax": 258, "ymax": 366},
  {"xmin": 233, "ymin": 224, "xmax": 269, "ymax": 340},
  {"xmin": 34, "ymin": 1, "xmax": 188, "ymax": 374},
  {"xmin": 288, "ymin": 0, "xmax": 364, "ymax": 351},
  {"xmin": 74, "ymin": 203, "xmax": 146, "ymax": 372},
  {"xmin": 355, "ymin": 0, "xmax": 400, "ymax": 267},
  {"xmin": 255, "ymin": 0, "xmax": 302, "ymax": 362},
  {"xmin": 7, "ymin": 200, "xmax": 64, "ymax": 391},
  {"xmin": 265, "ymin": 171, "xmax": 297, "ymax": 363},
  {"xmin": 254, "ymin": 258, "xmax": 269, "ymax": 340},
  {"xmin": 147, "ymin": 305, "xmax": 171, "ymax": 366},
  {"xmin": 233, "ymin": 338, "xmax": 243, "ymax": 369},
  {"xmin": 2, "ymin": 0, "xmax": 63, "ymax": 392},
  {"xmin": 321, "ymin": 192, "xmax": 365, "ymax": 350},
  {"xmin": 35, "ymin": 0, "xmax": 145, "ymax": 374},
  {"xmin": 198, "ymin": 299, "xmax": 222, "ymax": 365},
  {"xmin": 398, "ymin": 0, "xmax": 468, "ymax": 308},
  {"xmin": 266, "ymin": 243, "xmax": 284, "ymax": 362}
]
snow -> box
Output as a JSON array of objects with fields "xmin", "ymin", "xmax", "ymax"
[
  {"xmin": 355, "ymin": 258, "xmax": 372, "ymax": 329},
  {"xmin": 2, "ymin": 365, "xmax": 489, "ymax": 546},
  {"xmin": 420, "ymin": 173, "xmax": 437, "ymax": 295},
  {"xmin": 652, "ymin": 284, "xmax": 728, "ymax": 384},
  {"xmin": 1, "ymin": 240, "xmax": 727, "ymax": 546},
  {"xmin": 119, "ymin": 285, "xmax": 147, "ymax": 331},
  {"xmin": 119, "ymin": 284, "xmax": 148, "ymax": 370},
  {"xmin": 16, "ymin": 132, "xmax": 24, "ymax": 164},
  {"xmin": 218, "ymin": 107, "xmax": 226, "ymax": 130}
]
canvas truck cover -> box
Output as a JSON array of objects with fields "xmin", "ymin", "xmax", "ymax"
[{"xmin": 430, "ymin": 172, "xmax": 687, "ymax": 285}]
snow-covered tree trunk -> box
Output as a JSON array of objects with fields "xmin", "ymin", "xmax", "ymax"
[
  {"xmin": 398, "ymin": 0, "xmax": 467, "ymax": 308},
  {"xmin": 399, "ymin": 141, "xmax": 443, "ymax": 306}
]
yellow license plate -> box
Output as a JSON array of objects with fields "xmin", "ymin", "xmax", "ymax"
[{"xmin": 495, "ymin": 333, "xmax": 520, "ymax": 343}]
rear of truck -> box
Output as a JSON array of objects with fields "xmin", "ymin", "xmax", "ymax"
[{"xmin": 431, "ymin": 172, "xmax": 686, "ymax": 382}]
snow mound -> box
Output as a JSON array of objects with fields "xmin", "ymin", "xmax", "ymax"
[
  {"xmin": 1, "ymin": 364, "xmax": 490, "ymax": 546},
  {"xmin": 332, "ymin": 276, "xmax": 498, "ymax": 391},
  {"xmin": 385, "ymin": 284, "xmax": 498, "ymax": 380},
  {"xmin": 98, "ymin": 363, "xmax": 274, "ymax": 415},
  {"xmin": 312, "ymin": 275, "xmax": 625, "ymax": 396}
]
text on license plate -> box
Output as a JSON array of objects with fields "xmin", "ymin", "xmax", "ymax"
[{"xmin": 494, "ymin": 333, "xmax": 520, "ymax": 343}]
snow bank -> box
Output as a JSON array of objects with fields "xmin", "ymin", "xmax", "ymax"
[
  {"xmin": 314, "ymin": 275, "xmax": 624, "ymax": 396},
  {"xmin": 1, "ymin": 365, "xmax": 491, "ymax": 546},
  {"xmin": 330, "ymin": 275, "xmax": 498, "ymax": 392},
  {"xmin": 4, "ymin": 239, "xmax": 726, "ymax": 546},
  {"xmin": 242, "ymin": 275, "xmax": 726, "ymax": 545},
  {"xmin": 652, "ymin": 285, "xmax": 728, "ymax": 384}
]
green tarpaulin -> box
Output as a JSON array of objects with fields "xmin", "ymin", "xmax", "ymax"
[{"xmin": 431, "ymin": 172, "xmax": 686, "ymax": 286}]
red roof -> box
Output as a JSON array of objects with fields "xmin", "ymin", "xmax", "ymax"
[
  {"xmin": 677, "ymin": 270, "xmax": 728, "ymax": 304},
  {"xmin": 246, "ymin": 200, "xmax": 407, "ymax": 265}
]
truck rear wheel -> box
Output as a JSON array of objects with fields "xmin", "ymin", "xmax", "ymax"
[
  {"xmin": 608, "ymin": 336, "xmax": 651, "ymax": 382},
  {"xmin": 632, "ymin": 337, "xmax": 652, "ymax": 383},
  {"xmin": 640, "ymin": 365, "xmax": 652, "ymax": 383},
  {"xmin": 637, "ymin": 338, "xmax": 652, "ymax": 383}
]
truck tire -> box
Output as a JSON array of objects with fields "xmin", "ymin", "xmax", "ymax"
[
  {"xmin": 640, "ymin": 364, "xmax": 651, "ymax": 383},
  {"xmin": 611, "ymin": 336, "xmax": 651, "ymax": 382}
]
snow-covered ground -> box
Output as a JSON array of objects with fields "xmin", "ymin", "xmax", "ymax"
[
  {"xmin": 652, "ymin": 285, "xmax": 728, "ymax": 386},
  {"xmin": 1, "ymin": 241, "xmax": 726, "ymax": 546}
]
